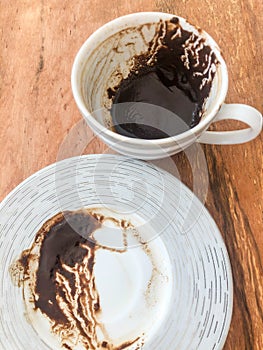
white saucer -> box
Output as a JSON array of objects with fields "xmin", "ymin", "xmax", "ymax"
[{"xmin": 0, "ymin": 154, "xmax": 233, "ymax": 350}]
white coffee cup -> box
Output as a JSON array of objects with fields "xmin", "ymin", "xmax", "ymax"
[{"xmin": 71, "ymin": 12, "xmax": 262, "ymax": 160}]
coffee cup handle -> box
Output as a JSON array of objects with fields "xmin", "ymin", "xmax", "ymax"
[{"xmin": 197, "ymin": 103, "xmax": 262, "ymax": 144}]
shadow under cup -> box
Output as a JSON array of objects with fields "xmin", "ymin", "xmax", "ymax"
[{"xmin": 72, "ymin": 13, "xmax": 228, "ymax": 158}]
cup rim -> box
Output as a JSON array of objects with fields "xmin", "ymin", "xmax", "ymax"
[{"xmin": 71, "ymin": 12, "xmax": 228, "ymax": 145}]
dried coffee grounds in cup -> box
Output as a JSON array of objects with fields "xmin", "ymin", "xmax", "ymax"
[{"xmin": 109, "ymin": 17, "xmax": 218, "ymax": 139}]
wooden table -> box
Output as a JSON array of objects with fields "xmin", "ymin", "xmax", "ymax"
[{"xmin": 0, "ymin": 1, "xmax": 262, "ymax": 349}]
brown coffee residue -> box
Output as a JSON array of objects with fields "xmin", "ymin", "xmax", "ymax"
[
  {"xmin": 10, "ymin": 209, "xmax": 144, "ymax": 350},
  {"xmin": 109, "ymin": 17, "xmax": 218, "ymax": 139}
]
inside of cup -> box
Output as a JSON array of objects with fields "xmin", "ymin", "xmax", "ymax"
[{"xmin": 78, "ymin": 14, "xmax": 226, "ymax": 138}]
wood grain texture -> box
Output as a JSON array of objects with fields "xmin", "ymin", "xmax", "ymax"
[{"xmin": 0, "ymin": 1, "xmax": 262, "ymax": 349}]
